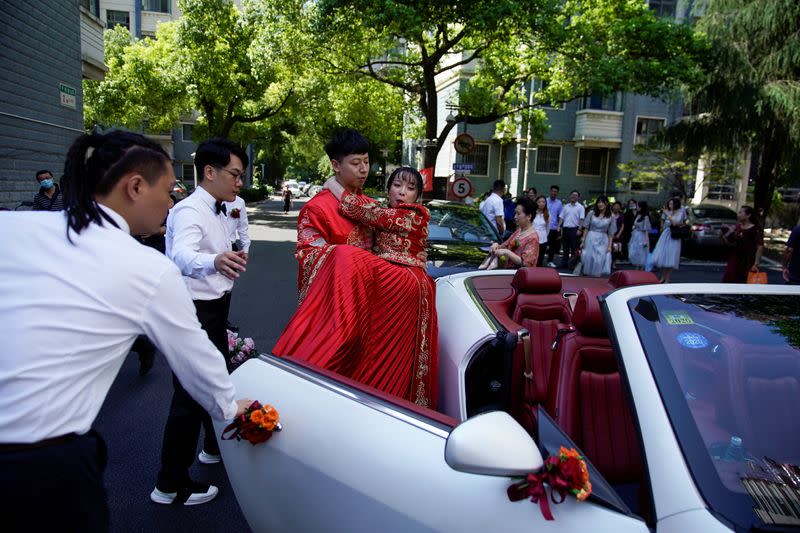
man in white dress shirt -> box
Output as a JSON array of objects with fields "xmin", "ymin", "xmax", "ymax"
[
  {"xmin": 222, "ymin": 194, "xmax": 250, "ymax": 331},
  {"xmin": 480, "ymin": 179, "xmax": 507, "ymax": 236},
  {"xmin": 0, "ymin": 130, "xmax": 250, "ymax": 532},
  {"xmin": 153, "ymin": 137, "xmax": 249, "ymax": 506},
  {"xmin": 558, "ymin": 189, "xmax": 586, "ymax": 269}
]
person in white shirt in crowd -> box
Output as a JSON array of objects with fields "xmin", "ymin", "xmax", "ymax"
[
  {"xmin": 222, "ymin": 194, "xmax": 249, "ymax": 333},
  {"xmin": 558, "ymin": 189, "xmax": 585, "ymax": 269},
  {"xmin": 480, "ymin": 179, "xmax": 507, "ymax": 237},
  {"xmin": 544, "ymin": 184, "xmax": 563, "ymax": 267},
  {"xmin": 532, "ymin": 195, "xmax": 550, "ymax": 266},
  {"xmin": 0, "ymin": 130, "xmax": 251, "ymax": 532},
  {"xmin": 153, "ymin": 138, "xmax": 249, "ymax": 506}
]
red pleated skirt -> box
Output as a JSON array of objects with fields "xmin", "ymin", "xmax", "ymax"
[{"xmin": 272, "ymin": 245, "xmax": 438, "ymax": 409}]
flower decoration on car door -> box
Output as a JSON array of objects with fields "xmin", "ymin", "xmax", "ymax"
[
  {"xmin": 222, "ymin": 401, "xmax": 282, "ymax": 445},
  {"xmin": 507, "ymin": 447, "xmax": 592, "ymax": 520}
]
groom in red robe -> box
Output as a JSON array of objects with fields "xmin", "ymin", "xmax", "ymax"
[{"xmin": 294, "ymin": 129, "xmax": 375, "ymax": 302}]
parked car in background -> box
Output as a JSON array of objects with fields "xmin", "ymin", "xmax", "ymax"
[
  {"xmin": 282, "ymin": 180, "xmax": 303, "ymax": 199},
  {"xmin": 685, "ymin": 204, "xmax": 738, "ymax": 251},
  {"xmin": 306, "ymin": 184, "xmax": 323, "ymax": 197},
  {"xmin": 425, "ymin": 200, "xmax": 500, "ymax": 277},
  {"xmin": 219, "ymin": 270, "xmax": 800, "ymax": 532},
  {"xmin": 170, "ymin": 181, "xmax": 189, "ymax": 203}
]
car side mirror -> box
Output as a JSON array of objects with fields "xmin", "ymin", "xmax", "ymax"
[{"xmin": 445, "ymin": 411, "xmax": 543, "ymax": 476}]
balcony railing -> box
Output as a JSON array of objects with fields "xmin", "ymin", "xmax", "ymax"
[{"xmin": 573, "ymin": 109, "xmax": 623, "ymax": 148}]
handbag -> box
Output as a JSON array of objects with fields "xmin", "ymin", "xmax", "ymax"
[
  {"xmin": 747, "ymin": 269, "xmax": 768, "ymax": 284},
  {"xmin": 670, "ymin": 223, "xmax": 690, "ymax": 240},
  {"xmin": 612, "ymin": 242, "xmax": 622, "ymax": 253}
]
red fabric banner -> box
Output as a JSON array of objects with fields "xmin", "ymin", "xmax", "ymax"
[{"xmin": 420, "ymin": 167, "xmax": 434, "ymax": 192}]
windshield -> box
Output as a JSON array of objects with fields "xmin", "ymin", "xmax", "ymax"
[
  {"xmin": 690, "ymin": 207, "xmax": 737, "ymax": 219},
  {"xmin": 629, "ymin": 294, "xmax": 800, "ymax": 530},
  {"xmin": 427, "ymin": 203, "xmax": 497, "ymax": 244}
]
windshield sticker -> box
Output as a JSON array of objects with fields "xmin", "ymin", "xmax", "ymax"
[
  {"xmin": 663, "ymin": 310, "xmax": 695, "ymax": 325},
  {"xmin": 676, "ymin": 332, "xmax": 709, "ymax": 349}
]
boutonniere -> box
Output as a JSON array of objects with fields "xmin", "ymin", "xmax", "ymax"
[{"xmin": 230, "ymin": 208, "xmax": 241, "ymax": 219}]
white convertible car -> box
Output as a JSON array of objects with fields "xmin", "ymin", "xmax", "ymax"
[{"xmin": 219, "ymin": 267, "xmax": 800, "ymax": 532}]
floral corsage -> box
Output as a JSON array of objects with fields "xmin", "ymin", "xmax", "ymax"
[
  {"xmin": 222, "ymin": 401, "xmax": 282, "ymax": 445},
  {"xmin": 230, "ymin": 207, "xmax": 241, "ymax": 219},
  {"xmin": 228, "ymin": 329, "xmax": 256, "ymax": 370},
  {"xmin": 507, "ymin": 447, "xmax": 592, "ymax": 521}
]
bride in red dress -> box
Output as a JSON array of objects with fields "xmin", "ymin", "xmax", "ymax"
[{"xmin": 272, "ymin": 130, "xmax": 437, "ymax": 409}]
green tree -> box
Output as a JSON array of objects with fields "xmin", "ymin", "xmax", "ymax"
[
  {"xmin": 85, "ymin": 0, "xmax": 302, "ymax": 140},
  {"xmin": 313, "ymin": 0, "xmax": 703, "ymax": 168},
  {"xmin": 666, "ymin": 0, "xmax": 800, "ymax": 217}
]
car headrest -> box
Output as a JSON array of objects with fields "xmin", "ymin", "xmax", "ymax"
[
  {"xmin": 608, "ymin": 270, "xmax": 659, "ymax": 288},
  {"xmin": 572, "ymin": 288, "xmax": 608, "ymax": 337},
  {"xmin": 511, "ymin": 267, "xmax": 562, "ymax": 294}
]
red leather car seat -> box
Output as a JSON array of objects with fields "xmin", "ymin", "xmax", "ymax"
[
  {"xmin": 507, "ymin": 268, "xmax": 572, "ymax": 430},
  {"xmin": 608, "ymin": 270, "xmax": 659, "ymax": 288},
  {"xmin": 549, "ymin": 287, "xmax": 644, "ymax": 485}
]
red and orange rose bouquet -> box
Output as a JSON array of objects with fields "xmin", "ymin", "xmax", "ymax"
[
  {"xmin": 222, "ymin": 401, "xmax": 282, "ymax": 445},
  {"xmin": 507, "ymin": 447, "xmax": 592, "ymax": 521}
]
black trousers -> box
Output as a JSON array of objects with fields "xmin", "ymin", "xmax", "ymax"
[
  {"xmin": 561, "ymin": 227, "xmax": 580, "ymax": 267},
  {"xmin": 0, "ymin": 431, "xmax": 109, "ymax": 532},
  {"xmin": 156, "ymin": 295, "xmax": 230, "ymax": 492},
  {"xmin": 546, "ymin": 229, "xmax": 561, "ymax": 263}
]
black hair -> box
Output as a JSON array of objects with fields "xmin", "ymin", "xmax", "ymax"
[
  {"xmin": 740, "ymin": 205, "xmax": 760, "ymax": 228},
  {"xmin": 36, "ymin": 170, "xmax": 53, "ymax": 179},
  {"xmin": 194, "ymin": 137, "xmax": 249, "ymax": 182},
  {"xmin": 636, "ymin": 201, "xmax": 649, "ymax": 222},
  {"xmin": 62, "ymin": 130, "xmax": 170, "ymax": 240},
  {"xmin": 324, "ymin": 128, "xmax": 370, "ymax": 161},
  {"xmin": 515, "ymin": 196, "xmax": 536, "ymax": 219},
  {"xmin": 593, "ymin": 195, "xmax": 611, "ymax": 218},
  {"xmin": 667, "ymin": 197, "xmax": 681, "ymax": 210},
  {"xmin": 492, "ymin": 179, "xmax": 506, "ymax": 193},
  {"xmin": 549, "ymin": 184, "xmax": 560, "ymax": 191},
  {"xmin": 534, "ymin": 194, "xmax": 550, "ymax": 224},
  {"xmin": 386, "ymin": 166, "xmax": 423, "ymax": 202},
  {"xmin": 570, "ymin": 189, "xmax": 580, "ymax": 196}
]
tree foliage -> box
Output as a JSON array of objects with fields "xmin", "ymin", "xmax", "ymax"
[
  {"xmin": 313, "ymin": 0, "xmax": 703, "ymax": 168},
  {"xmin": 665, "ymin": 0, "xmax": 800, "ymax": 217}
]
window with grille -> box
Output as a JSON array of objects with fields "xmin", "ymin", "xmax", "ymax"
[
  {"xmin": 143, "ymin": 0, "xmax": 170, "ymax": 13},
  {"xmin": 535, "ymin": 145, "xmax": 561, "ymax": 174},
  {"xmin": 106, "ymin": 10, "xmax": 130, "ymax": 30},
  {"xmin": 458, "ymin": 144, "xmax": 490, "ymax": 176},
  {"xmin": 649, "ymin": 0, "xmax": 676, "ymax": 18},
  {"xmin": 80, "ymin": 0, "xmax": 99, "ymax": 17},
  {"xmin": 635, "ymin": 117, "xmax": 666, "ymax": 145},
  {"xmin": 577, "ymin": 149, "xmax": 603, "ymax": 176},
  {"xmin": 182, "ymin": 124, "xmax": 193, "ymax": 142}
]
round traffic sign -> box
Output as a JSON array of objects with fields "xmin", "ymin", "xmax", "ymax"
[
  {"xmin": 454, "ymin": 133, "xmax": 476, "ymax": 155},
  {"xmin": 451, "ymin": 177, "xmax": 473, "ymax": 199}
]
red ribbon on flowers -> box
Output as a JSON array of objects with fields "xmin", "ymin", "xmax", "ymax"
[
  {"xmin": 507, "ymin": 447, "xmax": 592, "ymax": 521},
  {"xmin": 221, "ymin": 401, "xmax": 281, "ymax": 446}
]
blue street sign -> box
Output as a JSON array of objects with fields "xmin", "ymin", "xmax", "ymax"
[{"xmin": 453, "ymin": 163, "xmax": 474, "ymax": 172}]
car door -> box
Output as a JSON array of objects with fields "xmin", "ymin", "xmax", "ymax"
[{"xmin": 217, "ymin": 355, "xmax": 651, "ymax": 532}]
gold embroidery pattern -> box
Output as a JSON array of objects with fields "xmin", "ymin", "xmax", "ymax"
[
  {"xmin": 411, "ymin": 269, "xmax": 431, "ymax": 407},
  {"xmin": 298, "ymin": 245, "xmax": 335, "ymax": 305}
]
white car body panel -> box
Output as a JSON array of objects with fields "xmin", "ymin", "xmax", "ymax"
[{"xmin": 220, "ymin": 356, "xmax": 649, "ymax": 532}]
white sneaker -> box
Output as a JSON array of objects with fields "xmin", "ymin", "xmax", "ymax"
[
  {"xmin": 150, "ymin": 483, "xmax": 219, "ymax": 506},
  {"xmin": 197, "ymin": 450, "xmax": 221, "ymax": 464}
]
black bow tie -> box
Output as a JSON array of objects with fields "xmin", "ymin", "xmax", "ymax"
[{"xmin": 215, "ymin": 201, "xmax": 227, "ymax": 215}]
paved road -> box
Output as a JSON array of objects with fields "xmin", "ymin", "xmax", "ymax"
[{"xmin": 94, "ymin": 196, "xmax": 786, "ymax": 532}]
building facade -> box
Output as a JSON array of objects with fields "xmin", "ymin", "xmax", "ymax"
[
  {"xmin": 0, "ymin": 1, "xmax": 86, "ymax": 209},
  {"xmin": 407, "ymin": 0, "xmax": 748, "ymax": 209}
]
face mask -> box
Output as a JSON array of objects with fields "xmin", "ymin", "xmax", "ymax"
[
  {"xmin": 39, "ymin": 179, "xmax": 54, "ymax": 189},
  {"xmin": 629, "ymin": 204, "xmax": 637, "ymax": 210}
]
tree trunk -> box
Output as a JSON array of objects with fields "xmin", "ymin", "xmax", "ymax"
[{"xmin": 753, "ymin": 128, "xmax": 780, "ymax": 223}]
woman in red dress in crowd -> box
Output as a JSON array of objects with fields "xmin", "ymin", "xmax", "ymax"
[
  {"xmin": 272, "ymin": 129, "xmax": 437, "ymax": 409},
  {"xmin": 722, "ymin": 205, "xmax": 764, "ymax": 283}
]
